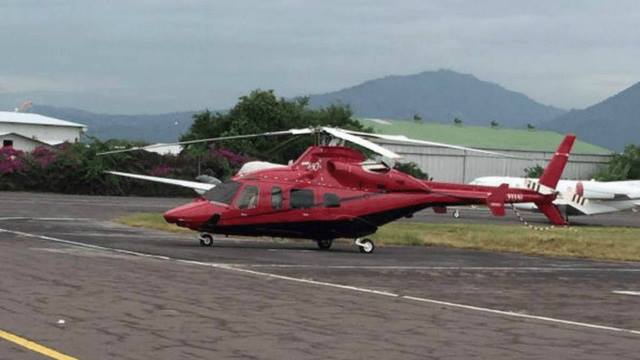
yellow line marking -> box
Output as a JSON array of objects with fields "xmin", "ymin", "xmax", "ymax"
[{"xmin": 0, "ymin": 329, "xmax": 78, "ymax": 360}]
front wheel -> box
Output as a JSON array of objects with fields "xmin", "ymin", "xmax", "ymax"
[{"xmin": 356, "ymin": 238, "xmax": 375, "ymax": 254}]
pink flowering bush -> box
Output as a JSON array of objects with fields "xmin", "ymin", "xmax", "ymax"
[
  {"xmin": 0, "ymin": 146, "xmax": 25, "ymax": 174},
  {"xmin": 211, "ymin": 148, "xmax": 250, "ymax": 167},
  {"xmin": 31, "ymin": 146, "xmax": 57, "ymax": 168},
  {"xmin": 150, "ymin": 164, "xmax": 173, "ymax": 176}
]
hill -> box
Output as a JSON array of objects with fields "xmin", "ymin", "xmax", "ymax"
[
  {"xmin": 543, "ymin": 82, "xmax": 640, "ymax": 152},
  {"xmin": 30, "ymin": 105, "xmax": 197, "ymax": 143},
  {"xmin": 308, "ymin": 70, "xmax": 565, "ymax": 127}
]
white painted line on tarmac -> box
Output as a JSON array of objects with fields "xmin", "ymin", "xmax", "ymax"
[
  {"xmin": 0, "ymin": 217, "xmax": 91, "ymax": 222},
  {"xmin": 401, "ymin": 295, "xmax": 640, "ymax": 335},
  {"xmin": 2, "ymin": 227, "xmax": 640, "ymax": 337},
  {"xmin": 613, "ymin": 291, "xmax": 640, "ymax": 296},
  {"xmin": 232, "ymin": 264, "xmax": 640, "ymax": 272}
]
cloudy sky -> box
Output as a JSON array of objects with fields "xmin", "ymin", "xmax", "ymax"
[{"xmin": 1, "ymin": 0, "xmax": 639, "ymax": 113}]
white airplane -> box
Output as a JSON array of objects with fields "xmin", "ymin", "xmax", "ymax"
[{"xmin": 470, "ymin": 176, "xmax": 640, "ymax": 217}]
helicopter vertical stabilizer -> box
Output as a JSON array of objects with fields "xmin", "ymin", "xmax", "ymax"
[{"xmin": 533, "ymin": 134, "xmax": 576, "ymax": 225}]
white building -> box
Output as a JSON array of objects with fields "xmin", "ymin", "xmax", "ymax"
[{"xmin": 0, "ymin": 112, "xmax": 87, "ymax": 152}]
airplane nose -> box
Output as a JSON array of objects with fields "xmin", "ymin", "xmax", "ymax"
[{"xmin": 163, "ymin": 201, "xmax": 216, "ymax": 229}]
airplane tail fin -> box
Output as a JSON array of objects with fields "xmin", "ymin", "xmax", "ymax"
[{"xmin": 531, "ymin": 134, "xmax": 576, "ymax": 225}]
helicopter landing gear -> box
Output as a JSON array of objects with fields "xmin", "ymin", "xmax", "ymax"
[
  {"xmin": 198, "ymin": 233, "xmax": 213, "ymax": 247},
  {"xmin": 355, "ymin": 238, "xmax": 375, "ymax": 254},
  {"xmin": 316, "ymin": 239, "xmax": 333, "ymax": 250}
]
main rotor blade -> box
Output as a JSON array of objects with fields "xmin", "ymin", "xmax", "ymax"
[
  {"xmin": 105, "ymin": 171, "xmax": 215, "ymax": 193},
  {"xmin": 97, "ymin": 128, "xmax": 315, "ymax": 155},
  {"xmin": 321, "ymin": 127, "xmax": 403, "ymax": 160},
  {"xmin": 340, "ymin": 129, "xmax": 521, "ymax": 158}
]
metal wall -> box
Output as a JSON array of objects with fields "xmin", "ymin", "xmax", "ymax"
[{"xmin": 377, "ymin": 141, "xmax": 613, "ymax": 183}]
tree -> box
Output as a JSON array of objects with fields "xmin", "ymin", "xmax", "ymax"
[
  {"xmin": 524, "ymin": 164, "xmax": 544, "ymax": 178},
  {"xmin": 490, "ymin": 120, "xmax": 499, "ymax": 128},
  {"xmin": 596, "ymin": 144, "xmax": 640, "ymax": 180},
  {"xmin": 413, "ymin": 114, "xmax": 422, "ymax": 124},
  {"xmin": 180, "ymin": 90, "xmax": 369, "ymax": 164},
  {"xmin": 527, "ymin": 123, "xmax": 535, "ymax": 130},
  {"xmin": 453, "ymin": 117, "xmax": 462, "ymax": 126}
]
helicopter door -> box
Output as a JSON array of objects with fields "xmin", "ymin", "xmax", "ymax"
[{"xmin": 232, "ymin": 185, "xmax": 260, "ymax": 219}]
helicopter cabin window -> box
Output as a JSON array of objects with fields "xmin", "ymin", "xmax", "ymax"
[
  {"xmin": 323, "ymin": 193, "xmax": 341, "ymax": 208},
  {"xmin": 271, "ymin": 187, "xmax": 283, "ymax": 209},
  {"xmin": 290, "ymin": 189, "xmax": 314, "ymax": 209},
  {"xmin": 203, "ymin": 180, "xmax": 241, "ymax": 205},
  {"xmin": 236, "ymin": 185, "xmax": 259, "ymax": 209}
]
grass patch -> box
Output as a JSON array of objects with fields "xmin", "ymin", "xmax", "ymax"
[
  {"xmin": 115, "ymin": 212, "xmax": 190, "ymax": 233},
  {"xmin": 372, "ymin": 222, "xmax": 640, "ymax": 262},
  {"xmin": 115, "ymin": 212, "xmax": 640, "ymax": 262}
]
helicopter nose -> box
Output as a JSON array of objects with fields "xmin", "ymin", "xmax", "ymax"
[{"xmin": 164, "ymin": 201, "xmax": 216, "ymax": 229}]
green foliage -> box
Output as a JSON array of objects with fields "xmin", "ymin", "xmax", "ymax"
[
  {"xmin": 180, "ymin": 90, "xmax": 368, "ymax": 164},
  {"xmin": 1, "ymin": 89, "xmax": 372, "ymax": 196},
  {"xmin": 596, "ymin": 144, "xmax": 640, "ymax": 180},
  {"xmin": 0, "ymin": 137, "xmax": 246, "ymax": 196},
  {"xmin": 395, "ymin": 162, "xmax": 429, "ymax": 180},
  {"xmin": 524, "ymin": 164, "xmax": 544, "ymax": 178}
]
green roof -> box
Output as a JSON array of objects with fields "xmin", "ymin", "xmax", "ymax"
[{"xmin": 358, "ymin": 118, "xmax": 612, "ymax": 155}]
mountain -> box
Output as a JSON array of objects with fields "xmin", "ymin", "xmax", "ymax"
[
  {"xmin": 307, "ymin": 69, "xmax": 566, "ymax": 127},
  {"xmin": 543, "ymin": 82, "xmax": 640, "ymax": 152},
  {"xmin": 4, "ymin": 69, "xmax": 569, "ymax": 142},
  {"xmin": 30, "ymin": 105, "xmax": 197, "ymax": 143}
]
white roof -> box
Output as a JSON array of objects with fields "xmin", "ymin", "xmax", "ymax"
[{"xmin": 0, "ymin": 111, "xmax": 86, "ymax": 128}]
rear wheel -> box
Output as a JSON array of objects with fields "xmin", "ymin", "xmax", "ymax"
[
  {"xmin": 317, "ymin": 239, "xmax": 333, "ymax": 250},
  {"xmin": 199, "ymin": 233, "xmax": 213, "ymax": 247}
]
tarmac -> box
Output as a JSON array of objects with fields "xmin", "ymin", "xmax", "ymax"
[{"xmin": 1, "ymin": 191, "xmax": 639, "ymax": 359}]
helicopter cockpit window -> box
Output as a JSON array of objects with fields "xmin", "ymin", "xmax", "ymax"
[
  {"xmin": 236, "ymin": 185, "xmax": 259, "ymax": 209},
  {"xmin": 271, "ymin": 187, "xmax": 283, "ymax": 209},
  {"xmin": 203, "ymin": 181, "xmax": 241, "ymax": 205},
  {"xmin": 290, "ymin": 189, "xmax": 314, "ymax": 209}
]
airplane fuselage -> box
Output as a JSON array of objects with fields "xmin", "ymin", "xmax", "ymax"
[{"xmin": 471, "ymin": 177, "xmax": 640, "ymax": 215}]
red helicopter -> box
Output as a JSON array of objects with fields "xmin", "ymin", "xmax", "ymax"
[{"xmin": 104, "ymin": 127, "xmax": 575, "ymax": 253}]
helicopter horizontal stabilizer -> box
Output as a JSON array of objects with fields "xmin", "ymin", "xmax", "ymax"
[{"xmin": 486, "ymin": 183, "xmax": 509, "ymax": 217}]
